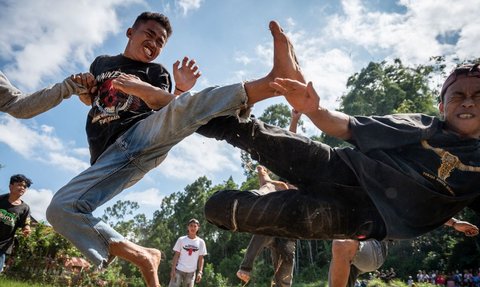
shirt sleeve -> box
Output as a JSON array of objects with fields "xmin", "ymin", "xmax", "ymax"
[
  {"xmin": 148, "ymin": 64, "xmax": 172, "ymax": 93},
  {"xmin": 172, "ymin": 237, "xmax": 182, "ymax": 252},
  {"xmin": 348, "ymin": 114, "xmax": 440, "ymax": 153},
  {"xmin": 18, "ymin": 205, "xmax": 31, "ymax": 228},
  {"xmin": 199, "ymin": 239, "xmax": 207, "ymax": 256}
]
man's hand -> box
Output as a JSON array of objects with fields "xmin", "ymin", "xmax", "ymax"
[
  {"xmin": 195, "ymin": 272, "xmax": 202, "ymax": 283},
  {"xmin": 22, "ymin": 225, "xmax": 31, "ymax": 236},
  {"xmin": 269, "ymin": 79, "xmax": 320, "ymax": 115},
  {"xmin": 111, "ymin": 73, "xmax": 149, "ymax": 95},
  {"xmin": 173, "ymin": 57, "xmax": 201, "ymax": 95},
  {"xmin": 71, "ymin": 72, "xmax": 96, "ymax": 106}
]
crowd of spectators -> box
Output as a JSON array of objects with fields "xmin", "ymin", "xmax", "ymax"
[
  {"xmin": 412, "ymin": 269, "xmax": 480, "ymax": 287},
  {"xmin": 355, "ymin": 268, "xmax": 480, "ymax": 287}
]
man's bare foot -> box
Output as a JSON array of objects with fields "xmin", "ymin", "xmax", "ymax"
[
  {"xmin": 109, "ymin": 241, "xmax": 162, "ymax": 287},
  {"xmin": 245, "ymin": 20, "xmax": 305, "ymax": 105},
  {"xmin": 268, "ymin": 20, "xmax": 304, "ymax": 83},
  {"xmin": 236, "ymin": 269, "xmax": 251, "ymax": 283},
  {"xmin": 138, "ymin": 248, "xmax": 162, "ymax": 287}
]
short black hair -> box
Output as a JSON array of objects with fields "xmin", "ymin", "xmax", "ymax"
[
  {"xmin": 132, "ymin": 12, "xmax": 173, "ymax": 38},
  {"xmin": 10, "ymin": 174, "xmax": 32, "ymax": 188},
  {"xmin": 439, "ymin": 63, "xmax": 480, "ymax": 103}
]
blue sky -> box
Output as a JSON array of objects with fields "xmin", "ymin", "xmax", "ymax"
[{"xmin": 1, "ymin": 0, "xmax": 479, "ymax": 222}]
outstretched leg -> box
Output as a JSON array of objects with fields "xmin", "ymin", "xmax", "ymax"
[{"xmin": 245, "ymin": 21, "xmax": 305, "ymax": 105}]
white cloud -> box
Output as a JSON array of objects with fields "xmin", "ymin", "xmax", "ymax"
[
  {"xmin": 0, "ymin": 0, "xmax": 141, "ymax": 90},
  {"xmin": 176, "ymin": 0, "xmax": 203, "ymax": 16},
  {"xmin": 155, "ymin": 134, "xmax": 241, "ymax": 180},
  {"xmin": 324, "ymin": 0, "xmax": 480, "ymax": 65},
  {"xmin": 122, "ymin": 187, "xmax": 165, "ymax": 206},
  {"xmin": 22, "ymin": 188, "xmax": 54, "ymax": 223},
  {"xmin": 0, "ymin": 115, "xmax": 88, "ymax": 173},
  {"xmin": 234, "ymin": 52, "xmax": 252, "ymax": 65}
]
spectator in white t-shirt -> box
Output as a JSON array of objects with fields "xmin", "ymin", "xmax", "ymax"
[{"xmin": 169, "ymin": 218, "xmax": 207, "ymax": 287}]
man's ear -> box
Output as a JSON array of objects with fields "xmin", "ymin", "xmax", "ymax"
[
  {"xmin": 126, "ymin": 28, "xmax": 133, "ymax": 38},
  {"xmin": 438, "ymin": 101, "xmax": 444, "ymax": 115}
]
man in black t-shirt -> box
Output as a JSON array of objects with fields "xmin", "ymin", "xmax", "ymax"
[
  {"xmin": 0, "ymin": 174, "xmax": 32, "ymax": 273},
  {"xmin": 47, "ymin": 12, "xmax": 201, "ymax": 287},
  {"xmin": 201, "ymin": 64, "xmax": 480, "ymax": 244},
  {"xmin": 46, "ymin": 13, "xmax": 305, "ymax": 287}
]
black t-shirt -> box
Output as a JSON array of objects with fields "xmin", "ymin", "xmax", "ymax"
[
  {"xmin": 87, "ymin": 54, "xmax": 172, "ymax": 164},
  {"xmin": 0, "ymin": 194, "xmax": 30, "ymax": 252},
  {"xmin": 337, "ymin": 114, "xmax": 480, "ymax": 239}
]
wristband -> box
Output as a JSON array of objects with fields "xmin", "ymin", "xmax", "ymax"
[{"xmin": 175, "ymin": 86, "xmax": 186, "ymax": 93}]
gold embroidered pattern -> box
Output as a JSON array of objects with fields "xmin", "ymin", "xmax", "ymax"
[{"xmin": 421, "ymin": 140, "xmax": 480, "ymax": 181}]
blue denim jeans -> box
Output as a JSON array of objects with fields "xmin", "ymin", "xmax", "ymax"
[
  {"xmin": 0, "ymin": 251, "xmax": 5, "ymax": 273},
  {"xmin": 46, "ymin": 84, "xmax": 248, "ymax": 267},
  {"xmin": 240, "ymin": 235, "xmax": 295, "ymax": 287},
  {"xmin": 198, "ymin": 116, "xmax": 386, "ymax": 240}
]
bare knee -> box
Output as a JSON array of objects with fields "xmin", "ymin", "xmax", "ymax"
[{"xmin": 331, "ymin": 239, "xmax": 359, "ymax": 261}]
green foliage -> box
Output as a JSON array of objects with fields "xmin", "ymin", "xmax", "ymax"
[
  {"xmin": 241, "ymin": 103, "xmax": 306, "ymax": 176},
  {"xmin": 258, "ymin": 103, "xmax": 304, "ymax": 131},
  {"xmin": 340, "ymin": 59, "xmax": 438, "ymax": 116}
]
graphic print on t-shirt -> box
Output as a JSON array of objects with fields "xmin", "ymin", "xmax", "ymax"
[
  {"xmin": 92, "ymin": 71, "xmax": 144, "ymax": 125},
  {"xmin": 183, "ymin": 244, "xmax": 199, "ymax": 256},
  {"xmin": 0, "ymin": 209, "xmax": 16, "ymax": 227}
]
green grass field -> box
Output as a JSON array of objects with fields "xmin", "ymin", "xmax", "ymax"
[{"xmin": 0, "ymin": 277, "xmax": 55, "ymax": 287}]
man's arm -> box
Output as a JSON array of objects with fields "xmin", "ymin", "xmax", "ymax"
[
  {"xmin": 111, "ymin": 57, "xmax": 202, "ymax": 109},
  {"xmin": 170, "ymin": 251, "xmax": 180, "ymax": 279},
  {"xmin": 0, "ymin": 71, "xmax": 94, "ymax": 118},
  {"xmin": 196, "ymin": 255, "xmax": 204, "ymax": 283},
  {"xmin": 270, "ymin": 79, "xmax": 352, "ymax": 140},
  {"xmin": 111, "ymin": 74, "xmax": 175, "ymax": 110},
  {"xmin": 444, "ymin": 218, "xmax": 479, "ymax": 237},
  {"xmin": 288, "ymin": 108, "xmax": 302, "ymax": 133}
]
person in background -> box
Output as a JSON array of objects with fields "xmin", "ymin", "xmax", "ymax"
[
  {"xmin": 169, "ymin": 219, "xmax": 207, "ymax": 287},
  {"xmin": 0, "ymin": 174, "xmax": 33, "ymax": 272}
]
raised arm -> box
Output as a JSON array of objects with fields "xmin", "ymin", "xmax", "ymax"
[
  {"xmin": 270, "ymin": 79, "xmax": 352, "ymax": 140},
  {"xmin": 288, "ymin": 108, "xmax": 302, "ymax": 133}
]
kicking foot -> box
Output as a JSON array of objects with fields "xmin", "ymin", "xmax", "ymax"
[
  {"xmin": 245, "ymin": 20, "xmax": 305, "ymax": 105},
  {"xmin": 268, "ymin": 20, "xmax": 305, "ymax": 83},
  {"xmin": 236, "ymin": 269, "xmax": 251, "ymax": 283}
]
